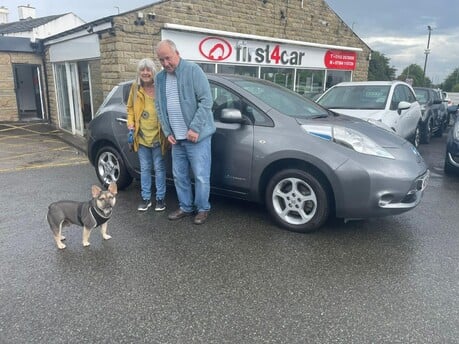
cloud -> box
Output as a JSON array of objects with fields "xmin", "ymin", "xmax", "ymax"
[{"xmin": 363, "ymin": 30, "xmax": 459, "ymax": 83}]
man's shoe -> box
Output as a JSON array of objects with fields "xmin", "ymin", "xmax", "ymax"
[
  {"xmin": 168, "ymin": 208, "xmax": 193, "ymax": 220},
  {"xmin": 194, "ymin": 211, "xmax": 209, "ymax": 225},
  {"xmin": 155, "ymin": 199, "xmax": 166, "ymax": 212},
  {"xmin": 138, "ymin": 199, "xmax": 152, "ymax": 211}
]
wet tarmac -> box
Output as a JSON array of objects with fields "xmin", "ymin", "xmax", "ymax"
[{"xmin": 0, "ymin": 122, "xmax": 87, "ymax": 172}]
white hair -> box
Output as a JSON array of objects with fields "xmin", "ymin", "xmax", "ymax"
[
  {"xmin": 136, "ymin": 58, "xmax": 157, "ymax": 86},
  {"xmin": 137, "ymin": 58, "xmax": 157, "ymax": 73}
]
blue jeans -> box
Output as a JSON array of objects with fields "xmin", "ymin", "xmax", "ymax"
[
  {"xmin": 138, "ymin": 144, "xmax": 166, "ymax": 201},
  {"xmin": 172, "ymin": 136, "xmax": 211, "ymax": 213}
]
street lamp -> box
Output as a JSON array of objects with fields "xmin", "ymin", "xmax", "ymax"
[{"xmin": 422, "ymin": 25, "xmax": 432, "ymax": 86}]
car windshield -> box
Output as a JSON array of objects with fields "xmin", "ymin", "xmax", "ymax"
[
  {"xmin": 318, "ymin": 85, "xmax": 390, "ymax": 110},
  {"xmin": 414, "ymin": 89, "xmax": 428, "ymax": 104},
  {"xmin": 233, "ymin": 79, "xmax": 328, "ymax": 118}
]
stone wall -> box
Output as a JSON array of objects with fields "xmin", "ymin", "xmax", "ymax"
[{"xmin": 99, "ymin": 0, "xmax": 371, "ymax": 97}]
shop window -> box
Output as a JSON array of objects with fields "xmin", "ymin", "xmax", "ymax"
[
  {"xmin": 295, "ymin": 69, "xmax": 325, "ymax": 100},
  {"xmin": 197, "ymin": 63, "xmax": 216, "ymax": 73},
  {"xmin": 260, "ymin": 67, "xmax": 294, "ymax": 91},
  {"xmin": 325, "ymin": 70, "xmax": 352, "ymax": 89},
  {"xmin": 217, "ymin": 64, "xmax": 258, "ymax": 77}
]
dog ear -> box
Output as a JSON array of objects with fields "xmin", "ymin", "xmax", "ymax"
[
  {"xmin": 108, "ymin": 182, "xmax": 118, "ymax": 195},
  {"xmin": 92, "ymin": 185, "xmax": 102, "ymax": 197}
]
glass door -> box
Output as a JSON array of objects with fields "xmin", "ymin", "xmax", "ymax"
[{"xmin": 54, "ymin": 62, "xmax": 84, "ymax": 136}]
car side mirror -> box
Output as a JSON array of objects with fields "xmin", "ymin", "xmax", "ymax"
[
  {"xmin": 220, "ymin": 108, "xmax": 246, "ymax": 124},
  {"xmin": 397, "ymin": 101, "xmax": 411, "ymax": 114}
]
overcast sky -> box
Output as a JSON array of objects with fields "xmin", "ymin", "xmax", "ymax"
[{"xmin": 2, "ymin": 0, "xmax": 458, "ymax": 83}]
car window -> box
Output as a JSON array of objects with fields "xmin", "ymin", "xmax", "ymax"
[
  {"xmin": 391, "ymin": 85, "xmax": 406, "ymax": 110},
  {"xmin": 210, "ymin": 83, "xmax": 273, "ymax": 126},
  {"xmin": 234, "ymin": 79, "xmax": 327, "ymax": 118},
  {"xmin": 415, "ymin": 89, "xmax": 428, "ymax": 104},
  {"xmin": 402, "ymin": 85, "xmax": 416, "ymax": 103},
  {"xmin": 95, "ymin": 84, "xmax": 124, "ymax": 115},
  {"xmin": 433, "ymin": 90, "xmax": 441, "ymax": 101},
  {"xmin": 318, "ymin": 85, "xmax": 389, "ymax": 110}
]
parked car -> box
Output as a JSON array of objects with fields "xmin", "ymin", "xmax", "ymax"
[
  {"xmin": 442, "ymin": 91, "xmax": 452, "ymax": 107},
  {"xmin": 87, "ymin": 74, "xmax": 429, "ymax": 233},
  {"xmin": 316, "ymin": 81, "xmax": 422, "ymax": 147},
  {"xmin": 413, "ymin": 87, "xmax": 448, "ymax": 143},
  {"xmin": 444, "ymin": 114, "xmax": 459, "ymax": 174},
  {"xmin": 448, "ymin": 104, "xmax": 458, "ymax": 122}
]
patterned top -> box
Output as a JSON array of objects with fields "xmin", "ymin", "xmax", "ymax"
[{"xmin": 166, "ymin": 73, "xmax": 188, "ymax": 140}]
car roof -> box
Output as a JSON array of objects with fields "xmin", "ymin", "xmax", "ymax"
[{"xmin": 334, "ymin": 80, "xmax": 409, "ymax": 87}]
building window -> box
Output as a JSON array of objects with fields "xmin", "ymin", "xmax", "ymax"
[
  {"xmin": 325, "ymin": 70, "xmax": 352, "ymax": 89},
  {"xmin": 217, "ymin": 64, "xmax": 258, "ymax": 77},
  {"xmin": 295, "ymin": 69, "xmax": 325, "ymax": 99},
  {"xmin": 260, "ymin": 67, "xmax": 295, "ymax": 90}
]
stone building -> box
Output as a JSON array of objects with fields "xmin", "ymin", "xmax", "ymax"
[
  {"xmin": 3, "ymin": 0, "xmax": 371, "ymax": 138},
  {"xmin": 0, "ymin": 5, "xmax": 84, "ymax": 122}
]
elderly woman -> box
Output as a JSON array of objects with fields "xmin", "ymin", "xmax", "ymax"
[{"xmin": 127, "ymin": 58, "xmax": 168, "ymax": 212}]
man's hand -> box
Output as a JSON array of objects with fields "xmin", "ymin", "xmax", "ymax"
[{"xmin": 187, "ymin": 129, "xmax": 199, "ymax": 143}]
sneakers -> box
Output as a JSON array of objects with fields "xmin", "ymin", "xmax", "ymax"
[
  {"xmin": 155, "ymin": 199, "xmax": 166, "ymax": 212},
  {"xmin": 138, "ymin": 199, "xmax": 165, "ymax": 211},
  {"xmin": 137, "ymin": 199, "xmax": 152, "ymax": 211}
]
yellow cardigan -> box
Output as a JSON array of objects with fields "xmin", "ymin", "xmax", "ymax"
[{"xmin": 126, "ymin": 82, "xmax": 168, "ymax": 154}]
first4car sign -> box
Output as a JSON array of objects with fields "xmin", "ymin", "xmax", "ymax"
[{"xmin": 163, "ymin": 29, "xmax": 358, "ymax": 70}]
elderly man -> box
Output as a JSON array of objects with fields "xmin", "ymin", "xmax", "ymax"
[{"xmin": 154, "ymin": 39, "xmax": 216, "ymax": 225}]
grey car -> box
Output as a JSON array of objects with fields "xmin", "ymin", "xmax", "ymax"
[
  {"xmin": 87, "ymin": 74, "xmax": 429, "ymax": 233},
  {"xmin": 413, "ymin": 87, "xmax": 449, "ymax": 143}
]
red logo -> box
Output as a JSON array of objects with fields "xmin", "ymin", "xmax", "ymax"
[
  {"xmin": 199, "ymin": 37, "xmax": 232, "ymax": 61},
  {"xmin": 324, "ymin": 50, "xmax": 357, "ymax": 70}
]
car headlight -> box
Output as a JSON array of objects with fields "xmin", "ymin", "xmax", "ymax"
[{"xmin": 301, "ymin": 124, "xmax": 395, "ymax": 159}]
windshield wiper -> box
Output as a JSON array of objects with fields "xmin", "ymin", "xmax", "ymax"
[{"xmin": 310, "ymin": 114, "xmax": 329, "ymax": 119}]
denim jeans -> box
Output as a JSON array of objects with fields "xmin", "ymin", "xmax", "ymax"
[
  {"xmin": 138, "ymin": 144, "xmax": 166, "ymax": 201},
  {"xmin": 172, "ymin": 136, "xmax": 211, "ymax": 213}
]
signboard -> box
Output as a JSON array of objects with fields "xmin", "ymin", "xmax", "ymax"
[
  {"xmin": 162, "ymin": 30, "xmax": 357, "ymax": 70},
  {"xmin": 324, "ymin": 50, "xmax": 357, "ymax": 70}
]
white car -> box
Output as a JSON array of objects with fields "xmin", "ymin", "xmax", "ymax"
[{"xmin": 316, "ymin": 81, "xmax": 422, "ymax": 146}]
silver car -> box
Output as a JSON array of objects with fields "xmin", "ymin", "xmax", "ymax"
[
  {"xmin": 87, "ymin": 74, "xmax": 429, "ymax": 233},
  {"xmin": 316, "ymin": 81, "xmax": 422, "ymax": 147}
]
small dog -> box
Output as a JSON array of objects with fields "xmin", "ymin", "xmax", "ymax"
[{"xmin": 47, "ymin": 182, "xmax": 117, "ymax": 249}]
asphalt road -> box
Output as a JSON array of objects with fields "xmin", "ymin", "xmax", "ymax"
[{"xmin": 0, "ymin": 127, "xmax": 458, "ymax": 343}]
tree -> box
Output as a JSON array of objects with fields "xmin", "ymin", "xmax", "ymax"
[
  {"xmin": 397, "ymin": 64, "xmax": 432, "ymax": 87},
  {"xmin": 368, "ymin": 51, "xmax": 396, "ymax": 81},
  {"xmin": 441, "ymin": 68, "xmax": 459, "ymax": 92}
]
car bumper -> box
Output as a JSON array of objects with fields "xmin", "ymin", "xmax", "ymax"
[
  {"xmin": 377, "ymin": 170, "xmax": 429, "ymax": 209},
  {"xmin": 333, "ymin": 155, "xmax": 429, "ymax": 219}
]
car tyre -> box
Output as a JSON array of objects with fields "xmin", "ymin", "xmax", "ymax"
[
  {"xmin": 265, "ymin": 169, "xmax": 330, "ymax": 233},
  {"xmin": 95, "ymin": 145, "xmax": 133, "ymax": 189},
  {"xmin": 420, "ymin": 118, "xmax": 432, "ymax": 144},
  {"xmin": 411, "ymin": 122, "xmax": 421, "ymax": 148},
  {"xmin": 444, "ymin": 152, "xmax": 456, "ymax": 175}
]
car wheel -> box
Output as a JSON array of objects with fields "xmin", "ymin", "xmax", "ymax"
[
  {"xmin": 444, "ymin": 152, "xmax": 456, "ymax": 175},
  {"xmin": 412, "ymin": 122, "xmax": 421, "ymax": 148},
  {"xmin": 95, "ymin": 146, "xmax": 133, "ymax": 189},
  {"xmin": 434, "ymin": 121, "xmax": 444, "ymax": 137},
  {"xmin": 420, "ymin": 118, "xmax": 432, "ymax": 144},
  {"xmin": 265, "ymin": 169, "xmax": 330, "ymax": 233}
]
